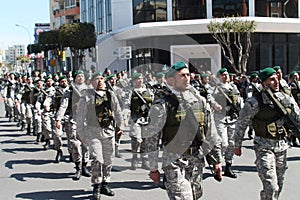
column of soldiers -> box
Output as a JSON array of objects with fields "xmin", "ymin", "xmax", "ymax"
[{"xmin": 1, "ymin": 63, "xmax": 300, "ymax": 200}]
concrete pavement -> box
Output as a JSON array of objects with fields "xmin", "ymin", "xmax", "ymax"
[{"xmin": 1, "ymin": 100, "xmax": 300, "ymax": 200}]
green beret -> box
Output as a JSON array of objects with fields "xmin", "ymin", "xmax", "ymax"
[
  {"xmin": 74, "ymin": 70, "xmax": 84, "ymax": 78},
  {"xmin": 91, "ymin": 72, "xmax": 102, "ymax": 80},
  {"xmin": 258, "ymin": 67, "xmax": 276, "ymax": 82},
  {"xmin": 156, "ymin": 72, "xmax": 164, "ymax": 78},
  {"xmin": 166, "ymin": 62, "xmax": 188, "ymax": 78},
  {"xmin": 217, "ymin": 68, "xmax": 227, "ymax": 76},
  {"xmin": 250, "ymin": 73, "xmax": 258, "ymax": 79},
  {"xmin": 58, "ymin": 75, "xmax": 67, "ymax": 82},
  {"xmin": 201, "ymin": 73, "xmax": 209, "ymax": 78},
  {"xmin": 273, "ymin": 66, "xmax": 281, "ymax": 71},
  {"xmin": 45, "ymin": 75, "xmax": 53, "ymax": 81},
  {"xmin": 132, "ymin": 72, "xmax": 142, "ymax": 81},
  {"xmin": 106, "ymin": 74, "xmax": 115, "ymax": 80},
  {"xmin": 289, "ymin": 71, "xmax": 298, "ymax": 78}
]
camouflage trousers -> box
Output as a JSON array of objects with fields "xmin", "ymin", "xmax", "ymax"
[
  {"xmin": 215, "ymin": 118, "xmax": 235, "ymax": 163},
  {"xmin": 33, "ymin": 110, "xmax": 42, "ymax": 134},
  {"xmin": 254, "ymin": 145, "xmax": 287, "ymax": 200},
  {"xmin": 90, "ymin": 137, "xmax": 114, "ymax": 184},
  {"xmin": 163, "ymin": 154, "xmax": 205, "ymax": 200},
  {"xmin": 42, "ymin": 111, "xmax": 54, "ymax": 140},
  {"xmin": 64, "ymin": 118, "xmax": 89, "ymax": 163}
]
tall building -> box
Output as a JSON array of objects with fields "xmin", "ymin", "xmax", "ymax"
[
  {"xmin": 5, "ymin": 45, "xmax": 26, "ymax": 67},
  {"xmin": 79, "ymin": 0, "xmax": 300, "ymax": 75}
]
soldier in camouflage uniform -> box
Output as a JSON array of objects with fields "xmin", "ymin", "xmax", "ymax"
[
  {"xmin": 76, "ymin": 72, "xmax": 124, "ymax": 200},
  {"xmin": 41, "ymin": 76, "xmax": 56, "ymax": 150},
  {"xmin": 234, "ymin": 67, "xmax": 300, "ymax": 200},
  {"xmin": 2, "ymin": 73, "xmax": 17, "ymax": 122},
  {"xmin": 31, "ymin": 79, "xmax": 45, "ymax": 143},
  {"xmin": 147, "ymin": 62, "xmax": 222, "ymax": 199},
  {"xmin": 212, "ymin": 67, "xmax": 243, "ymax": 178},
  {"xmin": 129, "ymin": 72, "xmax": 154, "ymax": 170},
  {"xmin": 56, "ymin": 70, "xmax": 91, "ymax": 180}
]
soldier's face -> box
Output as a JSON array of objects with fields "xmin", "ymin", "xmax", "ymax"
[
  {"xmin": 219, "ymin": 72, "xmax": 230, "ymax": 83},
  {"xmin": 59, "ymin": 79, "xmax": 68, "ymax": 88},
  {"xmin": 75, "ymin": 74, "xmax": 85, "ymax": 84},
  {"xmin": 92, "ymin": 75, "xmax": 105, "ymax": 90},
  {"xmin": 171, "ymin": 68, "xmax": 190, "ymax": 92},
  {"xmin": 263, "ymin": 74, "xmax": 279, "ymax": 92}
]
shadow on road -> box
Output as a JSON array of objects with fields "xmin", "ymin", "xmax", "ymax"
[
  {"xmin": 10, "ymin": 172, "xmax": 74, "ymax": 181},
  {"xmin": 5, "ymin": 159, "xmax": 54, "ymax": 169},
  {"xmin": 2, "ymin": 147, "xmax": 44, "ymax": 154},
  {"xmin": 0, "ymin": 133, "xmax": 25, "ymax": 137},
  {"xmin": 0, "ymin": 139, "xmax": 36, "ymax": 145},
  {"xmin": 16, "ymin": 189, "xmax": 92, "ymax": 200},
  {"xmin": 109, "ymin": 180, "xmax": 158, "ymax": 190}
]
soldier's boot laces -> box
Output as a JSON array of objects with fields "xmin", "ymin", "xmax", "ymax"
[
  {"xmin": 224, "ymin": 162, "xmax": 237, "ymax": 178},
  {"xmin": 141, "ymin": 159, "xmax": 150, "ymax": 170},
  {"xmin": 82, "ymin": 162, "xmax": 91, "ymax": 177},
  {"xmin": 73, "ymin": 162, "xmax": 82, "ymax": 181},
  {"xmin": 100, "ymin": 182, "xmax": 115, "ymax": 196},
  {"xmin": 93, "ymin": 184, "xmax": 101, "ymax": 200},
  {"xmin": 54, "ymin": 149, "xmax": 63, "ymax": 163}
]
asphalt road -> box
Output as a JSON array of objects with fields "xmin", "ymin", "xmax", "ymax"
[{"xmin": 1, "ymin": 100, "xmax": 300, "ymax": 200}]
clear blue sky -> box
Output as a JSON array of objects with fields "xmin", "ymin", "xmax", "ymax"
[{"xmin": 0, "ymin": 0, "xmax": 50, "ymax": 50}]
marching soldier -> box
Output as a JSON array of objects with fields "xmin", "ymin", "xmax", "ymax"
[
  {"xmin": 41, "ymin": 76, "xmax": 56, "ymax": 150},
  {"xmin": 212, "ymin": 68, "xmax": 243, "ymax": 178},
  {"xmin": 76, "ymin": 72, "xmax": 124, "ymax": 200},
  {"xmin": 2, "ymin": 72, "xmax": 17, "ymax": 122},
  {"xmin": 129, "ymin": 72, "xmax": 154, "ymax": 170},
  {"xmin": 56, "ymin": 70, "xmax": 91, "ymax": 180},
  {"xmin": 147, "ymin": 62, "xmax": 222, "ymax": 199},
  {"xmin": 234, "ymin": 67, "xmax": 300, "ymax": 200},
  {"xmin": 21, "ymin": 76, "xmax": 35, "ymax": 134}
]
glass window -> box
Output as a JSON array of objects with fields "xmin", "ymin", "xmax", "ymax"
[
  {"xmin": 88, "ymin": 0, "xmax": 95, "ymax": 24},
  {"xmin": 274, "ymin": 44, "xmax": 287, "ymax": 71},
  {"xmin": 212, "ymin": 0, "xmax": 248, "ymax": 18},
  {"xmin": 288, "ymin": 44, "xmax": 300, "ymax": 71},
  {"xmin": 106, "ymin": 0, "xmax": 112, "ymax": 32},
  {"xmin": 255, "ymin": 0, "xmax": 298, "ymax": 18},
  {"xmin": 260, "ymin": 44, "xmax": 272, "ymax": 68},
  {"xmin": 96, "ymin": 0, "xmax": 104, "ymax": 34},
  {"xmin": 81, "ymin": 0, "xmax": 87, "ymax": 22},
  {"xmin": 172, "ymin": 0, "xmax": 206, "ymax": 20},
  {"xmin": 133, "ymin": 0, "xmax": 167, "ymax": 24}
]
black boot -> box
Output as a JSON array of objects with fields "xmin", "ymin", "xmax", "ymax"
[
  {"xmin": 82, "ymin": 162, "xmax": 91, "ymax": 177},
  {"xmin": 43, "ymin": 139, "xmax": 50, "ymax": 150},
  {"xmin": 93, "ymin": 184, "xmax": 101, "ymax": 200},
  {"xmin": 26, "ymin": 124, "xmax": 31, "ymax": 135},
  {"xmin": 54, "ymin": 149, "xmax": 63, "ymax": 163},
  {"xmin": 100, "ymin": 182, "xmax": 115, "ymax": 196},
  {"xmin": 69, "ymin": 154, "xmax": 73, "ymax": 162},
  {"xmin": 72, "ymin": 162, "xmax": 81, "ymax": 181},
  {"xmin": 224, "ymin": 162, "xmax": 237, "ymax": 178},
  {"xmin": 21, "ymin": 122, "xmax": 25, "ymax": 131},
  {"xmin": 141, "ymin": 158, "xmax": 150, "ymax": 170},
  {"xmin": 36, "ymin": 133, "xmax": 41, "ymax": 143}
]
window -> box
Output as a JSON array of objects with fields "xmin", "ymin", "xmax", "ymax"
[
  {"xmin": 212, "ymin": 0, "xmax": 248, "ymax": 18},
  {"xmin": 106, "ymin": 0, "xmax": 112, "ymax": 32},
  {"xmin": 173, "ymin": 0, "xmax": 206, "ymax": 20},
  {"xmin": 133, "ymin": 0, "xmax": 167, "ymax": 24},
  {"xmin": 96, "ymin": 0, "xmax": 104, "ymax": 34}
]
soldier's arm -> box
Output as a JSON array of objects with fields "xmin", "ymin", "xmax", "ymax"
[
  {"xmin": 110, "ymin": 91, "xmax": 125, "ymax": 130},
  {"xmin": 55, "ymin": 91, "xmax": 70, "ymax": 121},
  {"xmin": 234, "ymin": 97, "xmax": 259, "ymax": 149}
]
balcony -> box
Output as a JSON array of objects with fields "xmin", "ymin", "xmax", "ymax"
[{"xmin": 54, "ymin": 6, "xmax": 80, "ymax": 18}]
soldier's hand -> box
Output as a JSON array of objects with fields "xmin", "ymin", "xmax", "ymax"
[
  {"xmin": 234, "ymin": 148, "xmax": 242, "ymax": 156},
  {"xmin": 213, "ymin": 103, "xmax": 222, "ymax": 111},
  {"xmin": 213, "ymin": 163, "xmax": 223, "ymax": 182},
  {"xmin": 56, "ymin": 121, "xmax": 61, "ymax": 129},
  {"xmin": 149, "ymin": 170, "xmax": 160, "ymax": 184}
]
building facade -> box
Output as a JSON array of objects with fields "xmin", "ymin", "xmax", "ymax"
[{"xmin": 79, "ymin": 0, "xmax": 300, "ymax": 76}]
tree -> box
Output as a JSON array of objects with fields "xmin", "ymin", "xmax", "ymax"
[
  {"xmin": 207, "ymin": 18, "xmax": 256, "ymax": 74},
  {"xmin": 59, "ymin": 22, "xmax": 96, "ymax": 70}
]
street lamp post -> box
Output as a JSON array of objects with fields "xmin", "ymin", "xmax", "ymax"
[
  {"xmin": 15, "ymin": 24, "xmax": 32, "ymax": 55},
  {"xmin": 16, "ymin": 24, "xmax": 32, "ymax": 74}
]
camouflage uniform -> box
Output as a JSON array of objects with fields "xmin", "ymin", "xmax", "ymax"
[
  {"xmin": 129, "ymin": 85, "xmax": 154, "ymax": 170},
  {"xmin": 147, "ymin": 87, "xmax": 221, "ymax": 199},
  {"xmin": 235, "ymin": 90, "xmax": 300, "ymax": 200},
  {"xmin": 56, "ymin": 82, "xmax": 90, "ymax": 178},
  {"xmin": 76, "ymin": 88, "xmax": 124, "ymax": 186},
  {"xmin": 2, "ymin": 76, "xmax": 16, "ymax": 121}
]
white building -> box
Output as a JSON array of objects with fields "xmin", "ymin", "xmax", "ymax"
[{"xmin": 80, "ymin": 0, "xmax": 300, "ymax": 76}]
